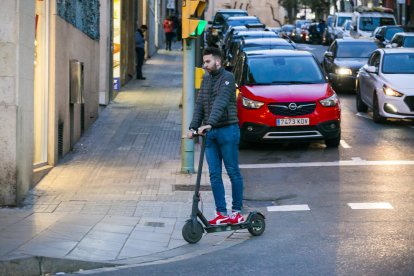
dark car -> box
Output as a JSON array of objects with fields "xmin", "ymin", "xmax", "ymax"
[
  {"xmin": 389, "ymin": 32, "xmax": 414, "ymax": 48},
  {"xmin": 206, "ymin": 9, "xmax": 248, "ymax": 47},
  {"xmin": 224, "ymin": 30, "xmax": 279, "ymax": 65},
  {"xmin": 222, "ymin": 23, "xmax": 266, "ymax": 52},
  {"xmin": 226, "ymin": 37, "xmax": 296, "ymax": 70},
  {"xmin": 373, "ymin": 25, "xmax": 407, "ymax": 47},
  {"xmin": 221, "ymin": 16, "xmax": 261, "ymax": 43},
  {"xmin": 322, "ymin": 38, "xmax": 378, "ymax": 92},
  {"xmin": 232, "ymin": 50, "xmax": 341, "ymax": 148}
]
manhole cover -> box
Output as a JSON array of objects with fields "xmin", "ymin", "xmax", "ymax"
[{"xmin": 173, "ymin": 184, "xmax": 211, "ymax": 191}]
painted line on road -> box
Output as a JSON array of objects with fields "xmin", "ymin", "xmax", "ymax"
[
  {"xmin": 347, "ymin": 202, "xmax": 393, "ymax": 210},
  {"xmin": 356, "ymin": 112, "xmax": 372, "ymax": 120},
  {"xmin": 240, "ymin": 159, "xmax": 414, "ymax": 169},
  {"xmin": 340, "ymin": 140, "xmax": 352, "ymax": 148},
  {"xmin": 267, "ymin": 205, "xmax": 310, "ymax": 212}
]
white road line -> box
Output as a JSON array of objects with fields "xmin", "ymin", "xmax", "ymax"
[
  {"xmin": 347, "ymin": 202, "xmax": 393, "ymax": 210},
  {"xmin": 267, "ymin": 205, "xmax": 310, "ymax": 212},
  {"xmin": 240, "ymin": 159, "xmax": 414, "ymax": 169},
  {"xmin": 355, "ymin": 112, "xmax": 372, "ymax": 120},
  {"xmin": 340, "ymin": 140, "xmax": 352, "ymax": 148}
]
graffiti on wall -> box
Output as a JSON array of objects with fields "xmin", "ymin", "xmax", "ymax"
[{"xmin": 56, "ymin": 0, "xmax": 100, "ymax": 40}]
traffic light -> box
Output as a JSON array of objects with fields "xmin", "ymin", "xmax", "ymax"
[{"xmin": 182, "ymin": 0, "xmax": 207, "ymax": 39}]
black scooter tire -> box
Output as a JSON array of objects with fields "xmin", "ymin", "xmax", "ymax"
[
  {"xmin": 248, "ymin": 214, "xmax": 266, "ymax": 236},
  {"xmin": 182, "ymin": 220, "xmax": 204, "ymax": 243}
]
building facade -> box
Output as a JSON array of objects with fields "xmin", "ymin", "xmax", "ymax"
[{"xmin": 0, "ymin": 0, "xmax": 168, "ymax": 206}]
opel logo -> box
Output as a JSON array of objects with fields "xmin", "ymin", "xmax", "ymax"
[{"xmin": 288, "ymin": 103, "xmax": 297, "ymax": 110}]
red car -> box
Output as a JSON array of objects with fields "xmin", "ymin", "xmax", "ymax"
[{"xmin": 232, "ymin": 50, "xmax": 341, "ymax": 147}]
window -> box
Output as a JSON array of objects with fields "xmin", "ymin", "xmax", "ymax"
[
  {"xmin": 368, "ymin": 52, "xmax": 380, "ymax": 68},
  {"xmin": 382, "ymin": 53, "xmax": 414, "ymax": 74}
]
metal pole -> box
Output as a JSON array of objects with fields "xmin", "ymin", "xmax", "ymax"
[
  {"xmin": 181, "ymin": 38, "xmax": 196, "ymax": 173},
  {"xmin": 401, "ymin": 1, "xmax": 406, "ymax": 25}
]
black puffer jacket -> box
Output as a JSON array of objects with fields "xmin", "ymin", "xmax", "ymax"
[{"xmin": 189, "ymin": 67, "xmax": 238, "ymax": 129}]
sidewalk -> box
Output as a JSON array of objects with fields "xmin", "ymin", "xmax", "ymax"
[{"xmin": 0, "ymin": 47, "xmax": 249, "ymax": 274}]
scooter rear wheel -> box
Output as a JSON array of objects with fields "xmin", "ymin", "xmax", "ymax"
[
  {"xmin": 182, "ymin": 220, "xmax": 204, "ymax": 243},
  {"xmin": 248, "ymin": 214, "xmax": 265, "ymax": 236}
]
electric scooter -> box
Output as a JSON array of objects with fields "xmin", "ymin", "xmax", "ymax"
[{"xmin": 182, "ymin": 130, "xmax": 265, "ymax": 244}]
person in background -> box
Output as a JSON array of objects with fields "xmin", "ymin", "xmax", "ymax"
[
  {"xmin": 163, "ymin": 16, "xmax": 174, "ymax": 51},
  {"xmin": 135, "ymin": 24, "xmax": 147, "ymax": 80}
]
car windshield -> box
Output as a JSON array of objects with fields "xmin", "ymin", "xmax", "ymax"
[
  {"xmin": 384, "ymin": 27, "xmax": 404, "ymax": 40},
  {"xmin": 403, "ymin": 37, "xmax": 414, "ymax": 47},
  {"xmin": 337, "ymin": 42, "xmax": 377, "ymax": 58},
  {"xmin": 359, "ymin": 17, "xmax": 395, "ymax": 32},
  {"xmin": 337, "ymin": 16, "xmax": 352, "ymax": 26},
  {"xmin": 246, "ymin": 56, "xmax": 325, "ymax": 85},
  {"xmin": 382, "ymin": 53, "xmax": 414, "ymax": 74}
]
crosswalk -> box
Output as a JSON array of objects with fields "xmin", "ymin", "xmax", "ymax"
[{"xmin": 267, "ymin": 202, "xmax": 394, "ymax": 212}]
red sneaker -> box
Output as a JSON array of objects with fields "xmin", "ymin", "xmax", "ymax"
[
  {"xmin": 208, "ymin": 212, "xmax": 229, "ymax": 225},
  {"xmin": 228, "ymin": 212, "xmax": 245, "ymax": 224}
]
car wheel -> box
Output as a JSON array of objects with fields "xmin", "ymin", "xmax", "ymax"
[
  {"xmin": 325, "ymin": 132, "xmax": 341, "ymax": 148},
  {"xmin": 373, "ymin": 94, "xmax": 386, "ymax": 123},
  {"xmin": 356, "ymin": 84, "xmax": 368, "ymax": 112}
]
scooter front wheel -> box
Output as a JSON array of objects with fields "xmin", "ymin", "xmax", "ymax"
[
  {"xmin": 248, "ymin": 214, "xmax": 265, "ymax": 236},
  {"xmin": 182, "ymin": 220, "xmax": 204, "ymax": 243}
]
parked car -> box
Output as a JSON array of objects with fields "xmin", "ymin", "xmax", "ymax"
[
  {"xmin": 206, "ymin": 9, "xmax": 248, "ymax": 47},
  {"xmin": 322, "ymin": 38, "xmax": 378, "ymax": 92},
  {"xmin": 224, "ymin": 30, "xmax": 279, "ymax": 67},
  {"xmin": 389, "ymin": 32, "xmax": 414, "ymax": 48},
  {"xmin": 221, "ymin": 16, "xmax": 261, "ymax": 45},
  {"xmin": 356, "ymin": 48, "xmax": 414, "ymax": 123},
  {"xmin": 232, "ymin": 49, "xmax": 341, "ymax": 147},
  {"xmin": 226, "ymin": 37, "xmax": 296, "ymax": 70},
  {"xmin": 222, "ymin": 23, "xmax": 267, "ymax": 52}
]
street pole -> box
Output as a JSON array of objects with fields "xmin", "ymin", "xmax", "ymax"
[{"xmin": 181, "ymin": 38, "xmax": 195, "ymax": 173}]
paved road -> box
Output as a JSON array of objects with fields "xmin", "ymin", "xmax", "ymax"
[{"xmin": 77, "ymin": 44, "xmax": 414, "ymax": 275}]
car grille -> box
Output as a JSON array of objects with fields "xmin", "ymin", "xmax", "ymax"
[
  {"xmin": 268, "ymin": 102, "xmax": 316, "ymax": 116},
  {"xmin": 404, "ymin": 96, "xmax": 414, "ymax": 111}
]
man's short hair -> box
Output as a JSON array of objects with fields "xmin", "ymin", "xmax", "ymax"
[
  {"xmin": 141, "ymin": 25, "xmax": 148, "ymax": 30},
  {"xmin": 203, "ymin": 47, "xmax": 223, "ymax": 62}
]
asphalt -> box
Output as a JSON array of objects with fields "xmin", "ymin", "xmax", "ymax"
[{"xmin": 0, "ymin": 44, "xmax": 250, "ymax": 275}]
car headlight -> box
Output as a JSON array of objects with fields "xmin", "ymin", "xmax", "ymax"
[
  {"xmin": 242, "ymin": 96, "xmax": 264, "ymax": 109},
  {"xmin": 383, "ymin": 85, "xmax": 403, "ymax": 97},
  {"xmin": 319, "ymin": 94, "xmax": 339, "ymax": 107},
  {"xmin": 335, "ymin": 68, "xmax": 352, "ymax": 75}
]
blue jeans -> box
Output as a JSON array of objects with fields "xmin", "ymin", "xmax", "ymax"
[{"xmin": 205, "ymin": 124, "xmax": 243, "ymax": 214}]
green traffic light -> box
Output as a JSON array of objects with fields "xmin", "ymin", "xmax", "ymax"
[{"xmin": 190, "ymin": 20, "xmax": 207, "ymax": 36}]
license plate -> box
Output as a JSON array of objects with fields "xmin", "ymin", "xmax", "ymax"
[{"xmin": 277, "ymin": 118, "xmax": 309, "ymax": 126}]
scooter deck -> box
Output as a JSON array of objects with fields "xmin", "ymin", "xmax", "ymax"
[{"xmin": 203, "ymin": 212, "xmax": 264, "ymax": 233}]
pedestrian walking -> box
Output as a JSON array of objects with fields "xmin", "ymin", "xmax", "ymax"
[
  {"xmin": 135, "ymin": 24, "xmax": 147, "ymax": 80},
  {"xmin": 187, "ymin": 47, "xmax": 244, "ymax": 225},
  {"xmin": 163, "ymin": 16, "xmax": 174, "ymax": 51}
]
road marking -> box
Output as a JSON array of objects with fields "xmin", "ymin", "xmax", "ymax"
[
  {"xmin": 347, "ymin": 202, "xmax": 393, "ymax": 210},
  {"xmin": 267, "ymin": 205, "xmax": 310, "ymax": 212},
  {"xmin": 240, "ymin": 159, "xmax": 414, "ymax": 169},
  {"xmin": 340, "ymin": 140, "xmax": 352, "ymax": 148},
  {"xmin": 356, "ymin": 112, "xmax": 372, "ymax": 120}
]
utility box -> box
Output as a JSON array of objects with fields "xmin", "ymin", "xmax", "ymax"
[{"xmin": 70, "ymin": 60, "xmax": 84, "ymax": 104}]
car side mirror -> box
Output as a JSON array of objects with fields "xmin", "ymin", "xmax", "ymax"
[
  {"xmin": 353, "ymin": 26, "xmax": 357, "ymax": 32},
  {"xmin": 375, "ymin": 34, "xmax": 382, "ymax": 40},
  {"xmin": 364, "ymin": 65, "xmax": 378, "ymax": 74},
  {"xmin": 324, "ymin": 51, "xmax": 334, "ymax": 59},
  {"xmin": 391, "ymin": 43, "xmax": 398, "ymax": 48}
]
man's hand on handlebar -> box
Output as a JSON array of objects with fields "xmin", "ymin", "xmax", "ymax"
[{"xmin": 187, "ymin": 125, "xmax": 212, "ymax": 139}]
